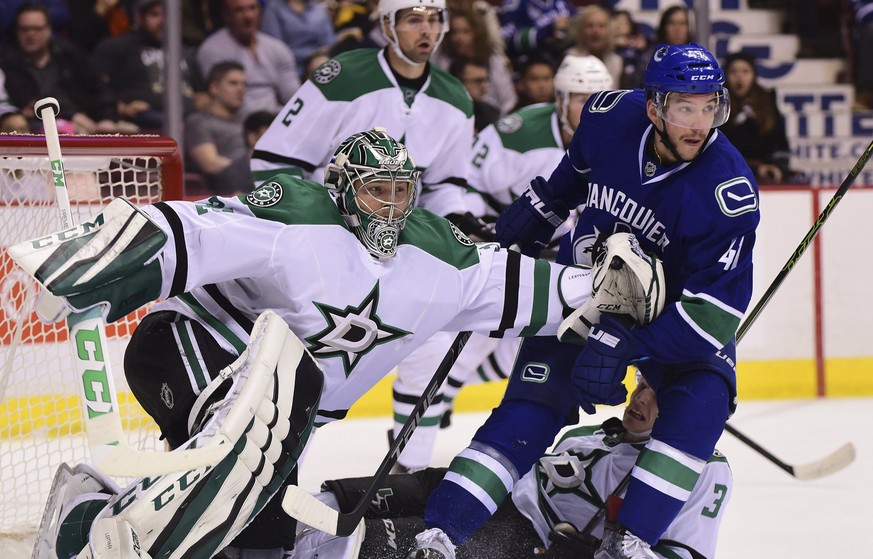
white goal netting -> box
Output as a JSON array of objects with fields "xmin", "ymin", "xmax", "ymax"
[{"xmin": 0, "ymin": 134, "xmax": 183, "ymax": 543}]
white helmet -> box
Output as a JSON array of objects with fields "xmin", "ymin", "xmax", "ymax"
[
  {"xmin": 554, "ymin": 55, "xmax": 614, "ymax": 96},
  {"xmin": 379, "ymin": 0, "xmax": 449, "ymax": 66},
  {"xmin": 554, "ymin": 55, "xmax": 614, "ymax": 136}
]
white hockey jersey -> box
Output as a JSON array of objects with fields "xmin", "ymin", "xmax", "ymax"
[
  {"xmin": 251, "ymin": 48, "xmax": 475, "ymax": 217},
  {"xmin": 467, "ymin": 102, "xmax": 565, "ymax": 216},
  {"xmin": 512, "ymin": 423, "xmax": 733, "ymax": 559},
  {"xmin": 144, "ymin": 176, "xmax": 591, "ymax": 424}
]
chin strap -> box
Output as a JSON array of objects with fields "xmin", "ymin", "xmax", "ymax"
[{"xmin": 382, "ymin": 14, "xmax": 445, "ymax": 69}]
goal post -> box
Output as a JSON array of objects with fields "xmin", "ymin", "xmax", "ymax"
[{"xmin": 0, "ymin": 134, "xmax": 183, "ymax": 538}]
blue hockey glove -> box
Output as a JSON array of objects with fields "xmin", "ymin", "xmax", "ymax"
[
  {"xmin": 495, "ymin": 176, "xmax": 570, "ymax": 257},
  {"xmin": 572, "ymin": 314, "xmax": 636, "ymax": 414}
]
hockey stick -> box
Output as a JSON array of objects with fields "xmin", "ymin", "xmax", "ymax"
[
  {"xmin": 720, "ymin": 138, "xmax": 873, "ymax": 480},
  {"xmin": 34, "ymin": 97, "xmax": 230, "ymax": 477},
  {"xmin": 282, "ymin": 330, "xmax": 473, "ymax": 536}
]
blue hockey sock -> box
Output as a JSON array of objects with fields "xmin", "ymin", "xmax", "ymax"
[{"xmin": 423, "ymin": 400, "xmax": 567, "ymax": 545}]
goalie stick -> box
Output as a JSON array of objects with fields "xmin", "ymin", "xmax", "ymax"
[
  {"xmin": 719, "ymin": 137, "xmax": 873, "ymax": 480},
  {"xmin": 33, "ymin": 97, "xmax": 230, "ymax": 477},
  {"xmin": 282, "ymin": 330, "xmax": 473, "ymax": 536}
]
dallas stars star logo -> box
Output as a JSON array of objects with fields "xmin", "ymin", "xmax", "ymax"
[{"xmin": 306, "ymin": 283, "xmax": 410, "ymax": 376}]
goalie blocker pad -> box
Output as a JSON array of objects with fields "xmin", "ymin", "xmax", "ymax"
[
  {"xmin": 7, "ymin": 197, "xmax": 168, "ymax": 322},
  {"xmin": 558, "ymin": 233, "xmax": 665, "ymax": 345},
  {"xmin": 78, "ymin": 311, "xmax": 323, "ymax": 559}
]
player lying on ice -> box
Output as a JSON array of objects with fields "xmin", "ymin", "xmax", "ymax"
[
  {"xmin": 9, "ymin": 128, "xmax": 665, "ymax": 559},
  {"xmin": 291, "ymin": 372, "xmax": 733, "ymax": 559}
]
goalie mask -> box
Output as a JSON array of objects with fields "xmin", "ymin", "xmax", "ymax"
[
  {"xmin": 325, "ymin": 129, "xmax": 420, "ymax": 259},
  {"xmin": 553, "ymin": 54, "xmax": 614, "ymax": 136}
]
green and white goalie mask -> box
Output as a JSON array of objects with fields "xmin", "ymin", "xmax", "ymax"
[{"xmin": 325, "ymin": 129, "xmax": 420, "ymax": 259}]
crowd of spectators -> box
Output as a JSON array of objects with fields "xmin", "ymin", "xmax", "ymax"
[{"xmin": 0, "ymin": 0, "xmax": 858, "ymax": 193}]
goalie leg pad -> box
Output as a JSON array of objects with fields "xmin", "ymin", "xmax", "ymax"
[
  {"xmin": 76, "ymin": 517, "xmax": 151, "ymax": 559},
  {"xmin": 34, "ymin": 463, "xmax": 121, "ymax": 559},
  {"xmin": 7, "ymin": 197, "xmax": 168, "ymax": 321},
  {"xmin": 100, "ymin": 311, "xmax": 323, "ymax": 559},
  {"xmin": 587, "ymin": 233, "xmax": 665, "ymax": 325}
]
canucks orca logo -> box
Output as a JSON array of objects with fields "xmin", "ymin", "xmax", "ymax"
[
  {"xmin": 306, "ymin": 283, "xmax": 410, "ymax": 376},
  {"xmin": 715, "ymin": 178, "xmax": 758, "ymax": 217}
]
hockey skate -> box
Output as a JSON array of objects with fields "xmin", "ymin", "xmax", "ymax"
[
  {"xmin": 594, "ymin": 524, "xmax": 658, "ymax": 559},
  {"xmin": 404, "ymin": 527, "xmax": 457, "ymax": 559}
]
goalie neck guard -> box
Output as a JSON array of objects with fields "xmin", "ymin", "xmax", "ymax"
[{"xmin": 324, "ymin": 128, "xmax": 420, "ymax": 259}]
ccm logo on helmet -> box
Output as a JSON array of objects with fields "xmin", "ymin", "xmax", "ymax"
[{"xmin": 691, "ymin": 75, "xmax": 716, "ymax": 80}]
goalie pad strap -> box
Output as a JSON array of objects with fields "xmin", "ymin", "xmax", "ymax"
[{"xmin": 91, "ymin": 312, "xmax": 323, "ymax": 559}]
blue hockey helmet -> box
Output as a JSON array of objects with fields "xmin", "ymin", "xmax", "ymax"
[{"xmin": 643, "ymin": 43, "xmax": 730, "ymax": 128}]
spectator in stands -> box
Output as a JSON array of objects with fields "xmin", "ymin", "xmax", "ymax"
[
  {"xmin": 66, "ymin": 0, "xmax": 136, "ymax": 53},
  {"xmin": 626, "ymin": 5, "xmax": 694, "ymax": 88},
  {"xmin": 432, "ymin": 6, "xmax": 516, "ymax": 115},
  {"xmin": 566, "ymin": 5, "xmax": 622, "ymax": 90},
  {"xmin": 197, "ymin": 0, "xmax": 300, "ymax": 117},
  {"xmin": 91, "ymin": 0, "xmax": 206, "ymax": 132},
  {"xmin": 0, "ymin": 2, "xmax": 120, "ymax": 134},
  {"xmin": 448, "ymin": 57, "xmax": 500, "ymax": 132},
  {"xmin": 184, "ymin": 61, "xmax": 248, "ymax": 195},
  {"xmin": 721, "ymin": 51, "xmax": 793, "ymax": 185},
  {"xmin": 0, "ymin": 0, "xmax": 69, "ymax": 48},
  {"xmin": 852, "ymin": 0, "xmax": 873, "ymax": 109},
  {"xmin": 447, "ymin": 0, "xmax": 503, "ymax": 58},
  {"xmin": 182, "ymin": 0, "xmax": 223, "ymax": 48},
  {"xmin": 611, "ymin": 8, "xmax": 647, "ymax": 89},
  {"xmin": 261, "ymin": 0, "xmax": 336, "ymax": 80},
  {"xmin": 0, "ymin": 109, "xmax": 30, "ymax": 133},
  {"xmin": 213, "ymin": 109, "xmax": 277, "ymax": 194},
  {"xmin": 510, "ymin": 55, "xmax": 555, "ymax": 112},
  {"xmin": 498, "ymin": 0, "xmax": 573, "ymax": 63},
  {"xmin": 0, "ymin": 68, "xmax": 16, "ymax": 116},
  {"xmin": 327, "ymin": 0, "xmax": 381, "ymax": 54}
]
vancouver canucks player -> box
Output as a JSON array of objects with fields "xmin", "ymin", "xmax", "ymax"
[
  {"xmin": 11, "ymin": 130, "xmax": 664, "ymax": 559},
  {"xmin": 410, "ymin": 44, "xmax": 759, "ymax": 559}
]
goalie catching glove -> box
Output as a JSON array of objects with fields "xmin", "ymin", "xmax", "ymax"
[
  {"xmin": 558, "ymin": 232, "xmax": 665, "ymax": 345},
  {"xmin": 6, "ymin": 197, "xmax": 167, "ymax": 322}
]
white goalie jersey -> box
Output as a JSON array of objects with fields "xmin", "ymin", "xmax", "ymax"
[
  {"xmin": 144, "ymin": 176, "xmax": 590, "ymax": 424},
  {"xmin": 512, "ymin": 424, "xmax": 733, "ymax": 559}
]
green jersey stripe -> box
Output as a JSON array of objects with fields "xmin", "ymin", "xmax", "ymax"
[
  {"xmin": 178, "ymin": 293, "xmax": 247, "ymax": 353},
  {"xmin": 520, "ymin": 258, "xmax": 552, "ymax": 337},
  {"xmin": 449, "ymin": 455, "xmax": 510, "ymax": 506},
  {"xmin": 172, "ymin": 321, "xmax": 208, "ymax": 390},
  {"xmin": 635, "ymin": 447, "xmax": 702, "ymax": 493}
]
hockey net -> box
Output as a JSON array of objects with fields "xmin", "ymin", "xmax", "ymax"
[{"xmin": 0, "ymin": 134, "xmax": 183, "ymax": 542}]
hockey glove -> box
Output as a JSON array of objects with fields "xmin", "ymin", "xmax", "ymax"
[
  {"xmin": 546, "ymin": 522, "xmax": 601, "ymax": 559},
  {"xmin": 495, "ymin": 176, "xmax": 570, "ymax": 256},
  {"xmin": 445, "ymin": 212, "xmax": 496, "ymax": 242},
  {"xmin": 572, "ymin": 314, "xmax": 635, "ymax": 414}
]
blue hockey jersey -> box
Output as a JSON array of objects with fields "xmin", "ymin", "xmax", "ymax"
[{"xmin": 548, "ymin": 89, "xmax": 760, "ymax": 393}]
